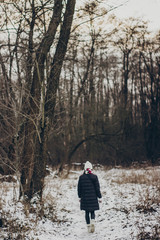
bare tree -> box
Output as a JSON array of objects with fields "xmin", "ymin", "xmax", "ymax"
[{"xmin": 0, "ymin": 0, "xmax": 76, "ymax": 200}]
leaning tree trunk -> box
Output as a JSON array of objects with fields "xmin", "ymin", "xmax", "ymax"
[{"xmin": 20, "ymin": 0, "xmax": 76, "ymax": 200}]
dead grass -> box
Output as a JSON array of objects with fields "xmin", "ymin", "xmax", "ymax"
[
  {"xmin": 109, "ymin": 167, "xmax": 160, "ymax": 239},
  {"xmin": 137, "ymin": 226, "xmax": 160, "ymax": 240},
  {"xmin": 110, "ymin": 167, "xmax": 160, "ymax": 213},
  {"xmin": 111, "ymin": 167, "xmax": 160, "ymax": 186},
  {"xmin": 136, "ymin": 186, "xmax": 160, "ymax": 213}
]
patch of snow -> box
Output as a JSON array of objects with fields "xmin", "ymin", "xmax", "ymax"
[{"xmin": 0, "ymin": 167, "xmax": 160, "ymax": 239}]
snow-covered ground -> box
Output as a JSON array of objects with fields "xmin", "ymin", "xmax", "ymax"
[{"xmin": 0, "ymin": 166, "xmax": 160, "ymax": 239}]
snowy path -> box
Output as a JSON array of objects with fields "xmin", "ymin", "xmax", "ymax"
[
  {"xmin": 31, "ymin": 168, "xmax": 160, "ymax": 240},
  {"xmin": 1, "ymin": 167, "xmax": 159, "ymax": 239}
]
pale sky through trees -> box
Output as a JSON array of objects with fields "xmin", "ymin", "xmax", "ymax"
[
  {"xmin": 110, "ymin": 0, "xmax": 160, "ymax": 31},
  {"xmin": 78, "ymin": 0, "xmax": 160, "ymax": 32}
]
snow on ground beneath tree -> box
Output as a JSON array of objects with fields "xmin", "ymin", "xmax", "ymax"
[{"xmin": 0, "ymin": 166, "xmax": 160, "ymax": 239}]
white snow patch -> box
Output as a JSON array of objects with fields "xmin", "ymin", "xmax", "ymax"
[{"xmin": 0, "ymin": 166, "xmax": 160, "ymax": 239}]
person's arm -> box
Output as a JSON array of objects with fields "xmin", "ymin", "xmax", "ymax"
[
  {"xmin": 95, "ymin": 176, "xmax": 102, "ymax": 198},
  {"xmin": 78, "ymin": 176, "xmax": 81, "ymax": 198}
]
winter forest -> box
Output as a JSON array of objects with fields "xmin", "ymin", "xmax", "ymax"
[{"xmin": 0, "ymin": 0, "xmax": 160, "ymax": 239}]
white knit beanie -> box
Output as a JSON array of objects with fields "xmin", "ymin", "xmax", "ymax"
[{"xmin": 84, "ymin": 161, "xmax": 93, "ymax": 171}]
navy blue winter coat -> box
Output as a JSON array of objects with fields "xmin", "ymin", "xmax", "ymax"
[{"xmin": 78, "ymin": 173, "xmax": 102, "ymax": 211}]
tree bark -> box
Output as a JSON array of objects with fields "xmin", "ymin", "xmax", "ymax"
[{"xmin": 20, "ymin": 0, "xmax": 76, "ymax": 199}]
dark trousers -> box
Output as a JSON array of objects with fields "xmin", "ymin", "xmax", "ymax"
[{"xmin": 85, "ymin": 211, "xmax": 95, "ymax": 224}]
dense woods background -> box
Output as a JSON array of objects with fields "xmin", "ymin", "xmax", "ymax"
[{"xmin": 0, "ymin": 0, "xmax": 160, "ymax": 199}]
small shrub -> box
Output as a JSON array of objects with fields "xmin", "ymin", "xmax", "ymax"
[
  {"xmin": 137, "ymin": 186, "xmax": 160, "ymax": 213},
  {"xmin": 137, "ymin": 224, "xmax": 160, "ymax": 240}
]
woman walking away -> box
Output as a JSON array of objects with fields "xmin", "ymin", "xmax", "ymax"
[{"xmin": 78, "ymin": 161, "xmax": 102, "ymax": 233}]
